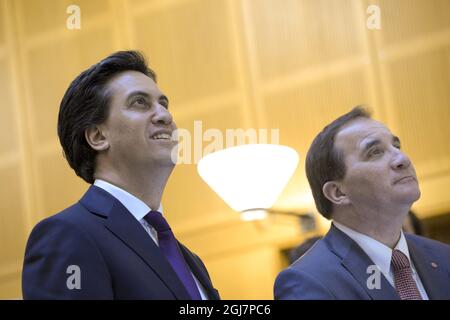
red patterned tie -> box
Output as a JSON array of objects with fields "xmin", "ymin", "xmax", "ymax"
[{"xmin": 391, "ymin": 249, "xmax": 422, "ymax": 300}]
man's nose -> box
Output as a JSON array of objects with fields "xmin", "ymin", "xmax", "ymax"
[
  {"xmin": 152, "ymin": 103, "xmax": 173, "ymax": 125},
  {"xmin": 391, "ymin": 148, "xmax": 411, "ymax": 170}
]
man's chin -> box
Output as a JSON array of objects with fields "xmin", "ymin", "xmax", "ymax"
[
  {"xmin": 143, "ymin": 151, "xmax": 177, "ymax": 168},
  {"xmin": 154, "ymin": 155, "xmax": 177, "ymax": 167},
  {"xmin": 401, "ymin": 188, "xmax": 421, "ymax": 204},
  {"xmin": 160, "ymin": 154, "xmax": 178, "ymax": 167}
]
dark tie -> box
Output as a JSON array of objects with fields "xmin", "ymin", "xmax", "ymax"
[
  {"xmin": 144, "ymin": 210, "xmax": 202, "ymax": 300},
  {"xmin": 391, "ymin": 249, "xmax": 422, "ymax": 300}
]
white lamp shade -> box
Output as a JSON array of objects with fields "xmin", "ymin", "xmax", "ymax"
[{"xmin": 197, "ymin": 144, "xmax": 299, "ymax": 212}]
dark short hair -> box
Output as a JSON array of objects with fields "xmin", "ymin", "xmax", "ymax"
[
  {"xmin": 305, "ymin": 106, "xmax": 371, "ymax": 219},
  {"xmin": 58, "ymin": 50, "xmax": 156, "ymax": 184}
]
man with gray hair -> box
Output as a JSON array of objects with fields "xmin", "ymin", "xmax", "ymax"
[{"xmin": 275, "ymin": 106, "xmax": 450, "ymax": 300}]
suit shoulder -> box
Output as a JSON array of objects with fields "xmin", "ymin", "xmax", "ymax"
[
  {"xmin": 406, "ymin": 233, "xmax": 450, "ymax": 260},
  {"xmin": 23, "ymin": 203, "xmax": 112, "ymax": 299},
  {"xmin": 31, "ymin": 201, "xmax": 100, "ymax": 236},
  {"xmin": 274, "ymin": 240, "xmax": 342, "ymax": 299},
  {"xmin": 38, "ymin": 201, "xmax": 90, "ymax": 224},
  {"xmin": 290, "ymin": 239, "xmax": 340, "ymax": 272},
  {"xmin": 274, "ymin": 244, "xmax": 337, "ymax": 299},
  {"xmin": 26, "ymin": 202, "xmax": 101, "ymax": 253},
  {"xmin": 406, "ymin": 233, "xmax": 450, "ymax": 251}
]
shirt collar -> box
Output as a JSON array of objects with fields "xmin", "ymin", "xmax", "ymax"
[
  {"xmin": 333, "ymin": 221, "xmax": 411, "ymax": 278},
  {"xmin": 94, "ymin": 179, "xmax": 163, "ymax": 221}
]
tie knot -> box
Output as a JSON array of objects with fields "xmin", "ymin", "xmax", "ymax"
[
  {"xmin": 144, "ymin": 210, "xmax": 171, "ymax": 232},
  {"xmin": 391, "ymin": 249, "xmax": 411, "ymax": 271}
]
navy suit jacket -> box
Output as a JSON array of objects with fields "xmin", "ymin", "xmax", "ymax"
[
  {"xmin": 22, "ymin": 185, "xmax": 220, "ymax": 300},
  {"xmin": 274, "ymin": 224, "xmax": 450, "ymax": 299}
]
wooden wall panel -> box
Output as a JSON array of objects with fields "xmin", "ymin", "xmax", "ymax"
[
  {"xmin": 204, "ymin": 246, "xmax": 282, "ymax": 299},
  {"xmin": 0, "ymin": 0, "xmax": 5, "ymax": 45},
  {"xmin": 376, "ymin": 0, "xmax": 450, "ymax": 46},
  {"xmin": 18, "ymin": 0, "xmax": 109, "ymax": 38},
  {"xmin": 0, "ymin": 167, "xmax": 27, "ymax": 271},
  {"xmin": 385, "ymin": 46, "xmax": 450, "ymax": 176},
  {"xmin": 132, "ymin": 0, "xmax": 237, "ymax": 107},
  {"xmin": 25, "ymin": 29, "xmax": 114, "ymax": 144},
  {"xmin": 248, "ymin": 0, "xmax": 364, "ymax": 78},
  {"xmin": 36, "ymin": 153, "xmax": 88, "ymax": 220},
  {"xmin": 0, "ymin": 58, "xmax": 18, "ymax": 155}
]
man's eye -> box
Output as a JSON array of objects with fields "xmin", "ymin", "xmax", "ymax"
[
  {"xmin": 135, "ymin": 97, "xmax": 146, "ymax": 104},
  {"xmin": 369, "ymin": 148, "xmax": 383, "ymax": 157},
  {"xmin": 132, "ymin": 97, "xmax": 148, "ymax": 107},
  {"xmin": 160, "ymin": 100, "xmax": 169, "ymax": 109}
]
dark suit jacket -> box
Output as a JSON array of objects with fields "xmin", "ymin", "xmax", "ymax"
[
  {"xmin": 274, "ymin": 224, "xmax": 450, "ymax": 299},
  {"xmin": 22, "ymin": 185, "xmax": 220, "ymax": 300}
]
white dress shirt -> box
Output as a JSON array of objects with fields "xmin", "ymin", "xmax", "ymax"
[
  {"xmin": 333, "ymin": 221, "xmax": 429, "ymax": 299},
  {"xmin": 94, "ymin": 179, "xmax": 208, "ymax": 300}
]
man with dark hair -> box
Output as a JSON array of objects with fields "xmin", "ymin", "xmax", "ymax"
[
  {"xmin": 22, "ymin": 51, "xmax": 220, "ymax": 300},
  {"xmin": 274, "ymin": 106, "xmax": 450, "ymax": 299}
]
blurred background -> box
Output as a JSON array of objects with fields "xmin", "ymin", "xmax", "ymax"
[{"xmin": 0, "ymin": 0, "xmax": 449, "ymax": 299}]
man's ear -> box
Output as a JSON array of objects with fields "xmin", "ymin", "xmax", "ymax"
[
  {"xmin": 85, "ymin": 125, "xmax": 109, "ymax": 152},
  {"xmin": 322, "ymin": 181, "xmax": 350, "ymax": 206}
]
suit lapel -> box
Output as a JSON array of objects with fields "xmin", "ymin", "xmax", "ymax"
[
  {"xmin": 80, "ymin": 185, "xmax": 191, "ymax": 300},
  {"xmin": 407, "ymin": 237, "xmax": 450, "ymax": 300},
  {"xmin": 179, "ymin": 243, "xmax": 220, "ymax": 300},
  {"xmin": 326, "ymin": 225, "xmax": 399, "ymax": 300},
  {"xmin": 340, "ymin": 241, "xmax": 399, "ymax": 300}
]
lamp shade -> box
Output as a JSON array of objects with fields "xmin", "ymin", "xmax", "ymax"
[{"xmin": 197, "ymin": 144, "xmax": 299, "ymax": 213}]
